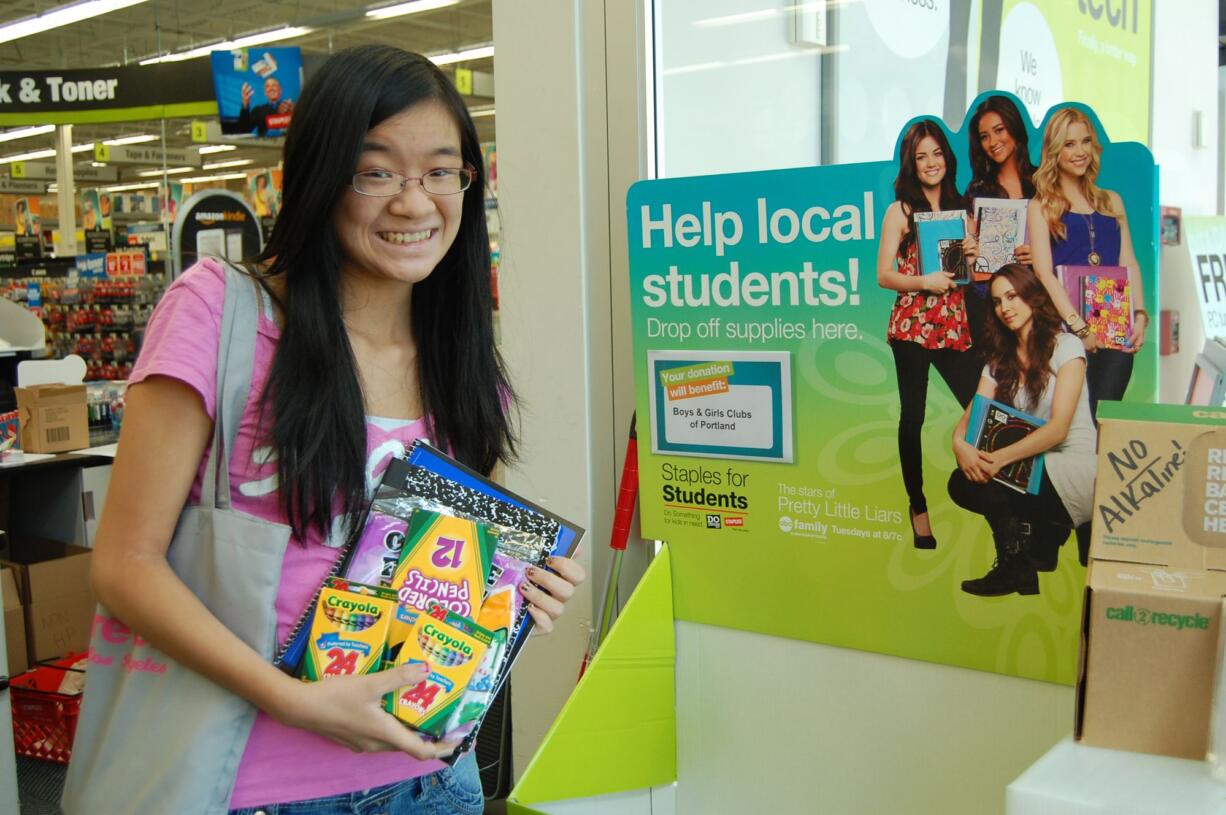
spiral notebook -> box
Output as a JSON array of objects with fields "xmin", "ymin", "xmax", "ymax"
[{"xmin": 965, "ymin": 394, "xmax": 1046, "ymax": 495}]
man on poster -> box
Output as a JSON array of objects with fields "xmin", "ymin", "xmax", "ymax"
[
  {"xmin": 213, "ymin": 47, "xmax": 302, "ymax": 138},
  {"xmin": 237, "ymin": 76, "xmax": 294, "ymax": 137}
]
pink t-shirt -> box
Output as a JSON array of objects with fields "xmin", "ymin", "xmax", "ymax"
[{"xmin": 130, "ymin": 258, "xmax": 440, "ymax": 808}]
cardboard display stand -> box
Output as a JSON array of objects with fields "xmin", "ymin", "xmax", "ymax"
[
  {"xmin": 511, "ymin": 94, "xmax": 1161, "ymax": 813},
  {"xmin": 508, "ymin": 547, "xmax": 676, "ymax": 814},
  {"xmin": 1077, "ymin": 402, "xmax": 1226, "ymax": 760}
]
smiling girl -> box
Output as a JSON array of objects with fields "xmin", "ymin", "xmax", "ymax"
[
  {"xmin": 1028, "ymin": 106, "xmax": 1147, "ymax": 418},
  {"xmin": 948, "ymin": 265, "xmax": 1096, "ymax": 596},
  {"xmin": 877, "ymin": 119, "xmax": 979, "ymax": 550},
  {"xmin": 963, "ymin": 96, "xmax": 1037, "ymax": 350},
  {"xmin": 63, "ymin": 46, "xmax": 584, "ymax": 815}
]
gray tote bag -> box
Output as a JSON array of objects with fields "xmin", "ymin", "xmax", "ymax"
[{"xmin": 62, "ymin": 263, "xmax": 292, "ymax": 815}]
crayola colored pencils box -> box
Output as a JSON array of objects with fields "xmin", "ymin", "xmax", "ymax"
[
  {"xmin": 301, "ymin": 578, "xmax": 397, "ymax": 681},
  {"xmin": 386, "ymin": 602, "xmax": 494, "ymax": 737},
  {"xmin": 385, "ymin": 509, "xmax": 497, "ymax": 664}
]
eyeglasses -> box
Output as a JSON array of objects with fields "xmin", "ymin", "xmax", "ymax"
[{"xmin": 351, "ymin": 166, "xmax": 475, "ymax": 197}]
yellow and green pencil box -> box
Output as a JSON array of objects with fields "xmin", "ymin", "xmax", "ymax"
[
  {"xmin": 385, "ymin": 509, "xmax": 498, "ymax": 664},
  {"xmin": 385, "ymin": 602, "xmax": 495, "ymax": 737},
  {"xmin": 301, "ymin": 578, "xmax": 398, "ymax": 681}
]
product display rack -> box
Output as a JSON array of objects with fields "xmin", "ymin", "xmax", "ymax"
[{"xmin": 2, "ymin": 256, "xmax": 166, "ymax": 383}]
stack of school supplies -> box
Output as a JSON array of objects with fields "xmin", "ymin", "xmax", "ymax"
[{"xmin": 277, "ymin": 440, "xmax": 584, "ymax": 757}]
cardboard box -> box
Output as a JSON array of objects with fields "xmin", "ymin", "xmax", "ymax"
[
  {"xmin": 15, "ymin": 384, "xmax": 87, "ymax": 453},
  {"xmin": 1, "ymin": 538, "xmax": 93, "ymax": 663},
  {"xmin": 1, "ymin": 565, "xmax": 28, "ymax": 675},
  {"xmin": 1077, "ymin": 402, "xmax": 1226, "ymax": 759}
]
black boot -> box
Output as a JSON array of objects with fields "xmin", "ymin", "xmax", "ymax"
[
  {"xmin": 1029, "ymin": 521, "xmax": 1073, "ymax": 572},
  {"xmin": 961, "ymin": 518, "xmax": 1039, "ymax": 597},
  {"xmin": 1076, "ymin": 522, "xmax": 1091, "ymax": 567}
]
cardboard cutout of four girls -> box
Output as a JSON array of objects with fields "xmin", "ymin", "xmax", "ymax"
[{"xmin": 627, "ymin": 92, "xmax": 1156, "ymax": 684}]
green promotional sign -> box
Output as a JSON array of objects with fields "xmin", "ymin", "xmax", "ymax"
[
  {"xmin": 994, "ymin": 0, "xmax": 1152, "ymax": 143},
  {"xmin": 628, "ymin": 95, "xmax": 1156, "ymax": 684}
]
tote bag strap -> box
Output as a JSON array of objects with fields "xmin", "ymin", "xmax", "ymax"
[{"xmin": 199, "ymin": 261, "xmax": 261, "ymax": 511}]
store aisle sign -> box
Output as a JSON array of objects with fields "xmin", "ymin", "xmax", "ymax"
[
  {"xmin": 11, "ymin": 162, "xmax": 117, "ymax": 182},
  {"xmin": 0, "ymin": 62, "xmax": 215, "ymax": 125},
  {"xmin": 94, "ymin": 144, "xmax": 201, "ymax": 168},
  {"xmin": 0, "ymin": 179, "xmax": 47, "ymax": 195}
]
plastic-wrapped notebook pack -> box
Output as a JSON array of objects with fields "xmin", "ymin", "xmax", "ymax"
[{"xmin": 275, "ymin": 440, "xmax": 585, "ymax": 761}]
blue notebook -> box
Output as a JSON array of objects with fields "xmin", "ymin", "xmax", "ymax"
[
  {"xmin": 917, "ymin": 216, "xmax": 968, "ymax": 284},
  {"xmin": 965, "ymin": 394, "xmax": 1046, "ymax": 495}
]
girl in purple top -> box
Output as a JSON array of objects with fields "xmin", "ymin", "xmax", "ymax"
[
  {"xmin": 70, "ymin": 46, "xmax": 585, "ymax": 814},
  {"xmin": 1028, "ymin": 106, "xmax": 1148, "ymax": 418}
]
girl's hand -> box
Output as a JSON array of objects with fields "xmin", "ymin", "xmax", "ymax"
[
  {"xmin": 1014, "ymin": 243, "xmax": 1032, "ymax": 265},
  {"xmin": 1080, "ymin": 331, "xmax": 1101, "ymax": 353},
  {"xmin": 977, "ymin": 450, "xmax": 1004, "ymax": 479},
  {"xmin": 519, "ymin": 556, "xmax": 587, "ymax": 635},
  {"xmin": 955, "ymin": 439, "xmax": 990, "ymax": 483},
  {"xmin": 274, "ymin": 664, "xmax": 457, "ymax": 759},
  {"xmin": 1127, "ymin": 312, "xmax": 1148, "ymax": 353},
  {"xmin": 962, "ymin": 232, "xmax": 979, "ymax": 265},
  {"xmin": 921, "ymin": 271, "xmax": 956, "ymax": 295}
]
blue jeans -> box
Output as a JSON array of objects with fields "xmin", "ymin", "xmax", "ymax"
[{"xmin": 228, "ymin": 752, "xmax": 484, "ymax": 815}]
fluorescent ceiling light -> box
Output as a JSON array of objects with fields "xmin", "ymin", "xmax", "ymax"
[
  {"xmin": 468, "ymin": 105, "xmax": 495, "ymax": 118},
  {"xmin": 103, "ymin": 134, "xmax": 157, "ymax": 145},
  {"xmin": 429, "ymin": 44, "xmax": 493, "ymax": 66},
  {"xmin": 180, "ymin": 171, "xmax": 249, "ymax": 183},
  {"xmin": 202, "ymin": 158, "xmax": 253, "ymax": 170},
  {"xmin": 139, "ymin": 25, "xmax": 313, "ymax": 65},
  {"xmin": 137, "ymin": 166, "xmax": 194, "ymax": 177},
  {"xmin": 367, "ymin": 0, "xmax": 457, "ymax": 20},
  {"xmin": 197, "ymin": 144, "xmax": 238, "ymax": 154},
  {"xmin": 0, "ymin": 0, "xmax": 150, "ymax": 46},
  {"xmin": 694, "ymin": 2, "xmax": 825, "ymax": 28},
  {"xmin": 0, "ymin": 125, "xmax": 55, "ymax": 143},
  {"xmin": 226, "ymin": 25, "xmax": 313, "ymax": 50},
  {"xmin": 0, "ymin": 142, "xmax": 92, "ymax": 163},
  {"xmin": 102, "ymin": 181, "xmax": 159, "ymax": 192}
]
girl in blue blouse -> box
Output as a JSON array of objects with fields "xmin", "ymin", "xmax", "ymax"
[{"xmin": 1027, "ymin": 106, "xmax": 1147, "ymax": 418}]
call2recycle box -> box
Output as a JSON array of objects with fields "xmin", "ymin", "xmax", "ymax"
[{"xmin": 1077, "ymin": 402, "xmax": 1226, "ymax": 759}]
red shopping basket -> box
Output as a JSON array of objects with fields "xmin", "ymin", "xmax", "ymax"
[{"xmin": 10, "ymin": 654, "xmax": 85, "ymax": 764}]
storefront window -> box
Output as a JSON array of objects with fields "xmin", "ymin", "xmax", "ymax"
[{"xmin": 654, "ymin": 0, "xmax": 1153, "ymax": 176}]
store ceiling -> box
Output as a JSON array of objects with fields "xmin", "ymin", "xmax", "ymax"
[{"xmin": 0, "ymin": 0, "xmax": 494, "ymax": 185}]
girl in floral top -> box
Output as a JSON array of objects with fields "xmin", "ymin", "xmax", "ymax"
[{"xmin": 876, "ymin": 118, "xmax": 979, "ymax": 550}]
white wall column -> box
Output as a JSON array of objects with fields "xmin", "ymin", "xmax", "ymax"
[
  {"xmin": 492, "ymin": 0, "xmax": 619, "ymax": 776},
  {"xmin": 54, "ymin": 124, "xmax": 77, "ymax": 257}
]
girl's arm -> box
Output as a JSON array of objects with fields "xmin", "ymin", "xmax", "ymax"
[
  {"xmin": 1111, "ymin": 190, "xmax": 1148, "ymax": 352},
  {"xmin": 980, "ymin": 355, "xmax": 1086, "ymax": 472},
  {"xmin": 91, "ymin": 377, "xmax": 448, "ymax": 758},
  {"xmin": 876, "ymin": 202, "xmax": 955, "ymax": 294},
  {"xmin": 1027, "ymin": 199, "xmax": 1098, "ymax": 351},
  {"xmin": 952, "ymin": 375, "xmax": 997, "ymax": 483}
]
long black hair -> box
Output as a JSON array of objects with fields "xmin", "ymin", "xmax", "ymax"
[
  {"xmin": 966, "ymin": 96, "xmax": 1036, "ymax": 200},
  {"xmin": 894, "ymin": 118, "xmax": 964, "ymax": 252},
  {"xmin": 254, "ymin": 45, "xmax": 515, "ymax": 544}
]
